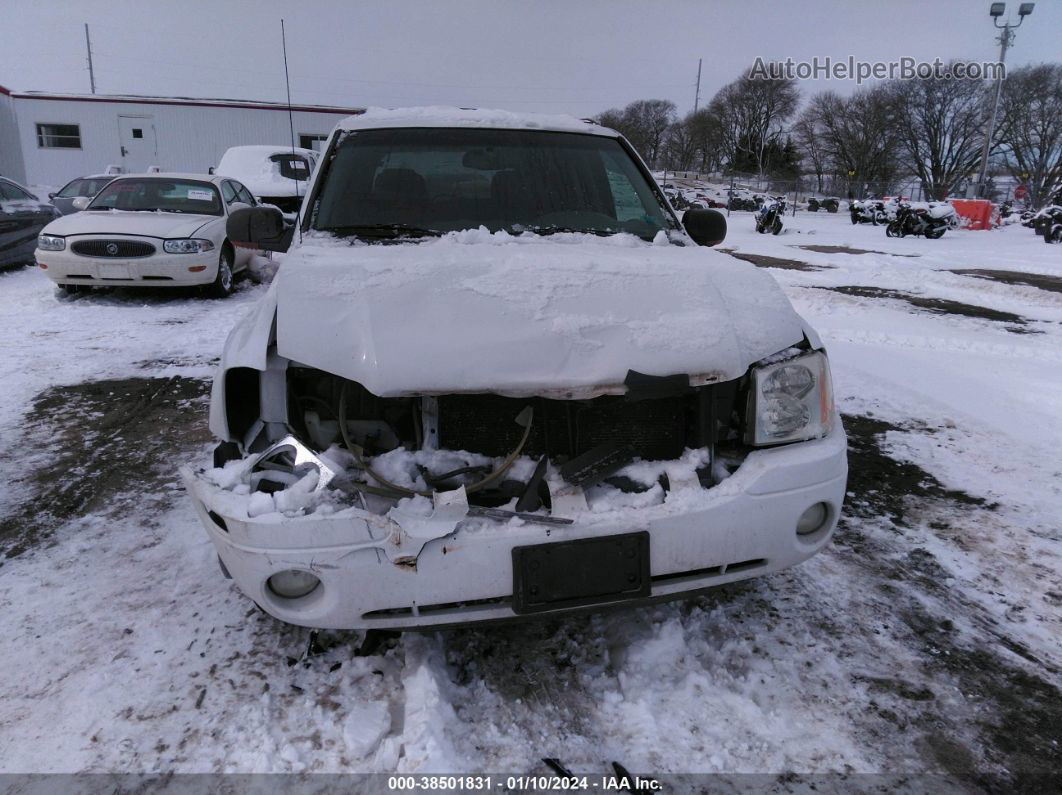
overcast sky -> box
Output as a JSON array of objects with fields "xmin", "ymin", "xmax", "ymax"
[{"xmin": 2, "ymin": 0, "xmax": 1059, "ymax": 116}]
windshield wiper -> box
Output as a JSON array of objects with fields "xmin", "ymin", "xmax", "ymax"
[{"xmin": 322, "ymin": 224, "xmax": 443, "ymax": 240}]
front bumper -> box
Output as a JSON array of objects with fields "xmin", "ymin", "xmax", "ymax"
[
  {"xmin": 183, "ymin": 417, "xmax": 847, "ymax": 630},
  {"xmin": 35, "ymin": 240, "xmax": 219, "ymax": 287}
]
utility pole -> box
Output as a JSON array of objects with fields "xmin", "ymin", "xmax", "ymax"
[
  {"xmin": 693, "ymin": 58, "xmax": 702, "ymax": 114},
  {"xmin": 84, "ymin": 23, "xmax": 96, "ymax": 94},
  {"xmin": 975, "ymin": 2, "xmax": 1035, "ymax": 199}
]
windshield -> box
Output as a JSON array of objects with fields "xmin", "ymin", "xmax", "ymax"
[
  {"xmin": 88, "ymin": 178, "xmax": 223, "ymax": 215},
  {"xmin": 57, "ymin": 178, "xmax": 113, "ymax": 199},
  {"xmin": 311, "ymin": 128, "xmax": 677, "ymax": 241}
]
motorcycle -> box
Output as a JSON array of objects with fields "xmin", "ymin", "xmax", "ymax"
[
  {"xmin": 755, "ymin": 197, "xmax": 786, "ymax": 235},
  {"xmin": 850, "ymin": 199, "xmax": 887, "ymax": 225},
  {"xmin": 885, "ymin": 202, "xmax": 955, "ymax": 239}
]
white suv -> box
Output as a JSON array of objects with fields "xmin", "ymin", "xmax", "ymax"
[{"xmin": 181, "ymin": 107, "xmax": 847, "ymax": 629}]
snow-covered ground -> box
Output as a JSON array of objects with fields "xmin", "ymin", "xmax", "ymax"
[{"xmin": 0, "ymin": 213, "xmax": 1059, "ymax": 786}]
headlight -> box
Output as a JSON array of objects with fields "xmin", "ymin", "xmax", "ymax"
[
  {"xmin": 163, "ymin": 238, "xmax": 215, "ymax": 254},
  {"xmin": 38, "ymin": 234, "xmax": 65, "ymax": 251},
  {"xmin": 746, "ymin": 350, "xmax": 834, "ymax": 446}
]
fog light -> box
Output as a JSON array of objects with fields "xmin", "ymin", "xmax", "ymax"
[
  {"xmin": 796, "ymin": 502, "xmax": 828, "ymax": 536},
  {"xmin": 267, "ymin": 569, "xmax": 320, "ymax": 599}
]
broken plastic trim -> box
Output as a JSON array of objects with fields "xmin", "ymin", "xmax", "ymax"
[{"xmin": 247, "ymin": 434, "xmax": 338, "ymax": 493}]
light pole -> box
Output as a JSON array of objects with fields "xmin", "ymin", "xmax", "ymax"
[{"xmin": 974, "ymin": 2, "xmax": 1034, "ymax": 199}]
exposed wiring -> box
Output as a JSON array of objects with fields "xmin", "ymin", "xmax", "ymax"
[{"xmin": 337, "ymin": 381, "xmax": 534, "ymax": 499}]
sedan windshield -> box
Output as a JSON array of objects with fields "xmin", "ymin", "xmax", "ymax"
[
  {"xmin": 88, "ymin": 178, "xmax": 223, "ymax": 215},
  {"xmin": 311, "ymin": 128, "xmax": 677, "ymax": 241},
  {"xmin": 56, "ymin": 177, "xmax": 113, "ymax": 199}
]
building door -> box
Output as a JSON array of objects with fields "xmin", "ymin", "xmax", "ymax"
[{"xmin": 117, "ymin": 115, "xmax": 157, "ymax": 172}]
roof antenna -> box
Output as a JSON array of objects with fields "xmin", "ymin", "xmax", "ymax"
[{"xmin": 281, "ymin": 18, "xmax": 302, "ymax": 244}]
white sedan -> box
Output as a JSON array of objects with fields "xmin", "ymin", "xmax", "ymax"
[{"xmin": 35, "ymin": 173, "xmax": 262, "ymax": 297}]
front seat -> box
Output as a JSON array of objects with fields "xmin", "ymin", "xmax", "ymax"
[
  {"xmin": 373, "ymin": 168, "xmax": 428, "ymax": 218},
  {"xmin": 491, "ymin": 169, "xmax": 542, "ymax": 224}
]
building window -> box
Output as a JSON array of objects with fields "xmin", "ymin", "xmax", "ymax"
[
  {"xmin": 132, "ymin": 128, "xmax": 143, "ymax": 139},
  {"xmin": 299, "ymin": 133, "xmax": 328, "ymax": 152},
  {"xmin": 36, "ymin": 123, "xmax": 81, "ymax": 149}
]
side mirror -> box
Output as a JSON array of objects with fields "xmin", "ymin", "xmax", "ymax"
[
  {"xmin": 48, "ymin": 192, "xmax": 56, "ymax": 199},
  {"xmin": 71, "ymin": 197, "xmax": 91, "ymax": 211},
  {"xmin": 227, "ymin": 205, "xmax": 292, "ymax": 253},
  {"xmin": 682, "ymin": 208, "xmax": 727, "ymax": 246}
]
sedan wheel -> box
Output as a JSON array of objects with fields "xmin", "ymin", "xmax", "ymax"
[{"xmin": 207, "ymin": 248, "xmax": 235, "ymax": 298}]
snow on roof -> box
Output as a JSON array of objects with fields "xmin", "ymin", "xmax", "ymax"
[
  {"xmin": 336, "ymin": 106, "xmax": 615, "ymax": 136},
  {"xmin": 219, "ymin": 145, "xmax": 317, "ymax": 158},
  {"xmin": 216, "ymin": 147, "xmax": 316, "ymax": 197}
]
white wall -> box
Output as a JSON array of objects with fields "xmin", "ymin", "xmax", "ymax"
[
  {"xmin": 12, "ymin": 96, "xmax": 355, "ymax": 186},
  {"xmin": 0, "ymin": 91, "xmax": 27, "ymax": 183}
]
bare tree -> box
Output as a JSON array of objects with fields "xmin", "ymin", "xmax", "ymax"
[
  {"xmin": 686, "ymin": 108, "xmax": 724, "ymax": 173},
  {"xmin": 659, "ymin": 108, "xmax": 724, "ymax": 172},
  {"xmin": 594, "ymin": 100, "xmax": 677, "ymax": 167},
  {"xmin": 623, "ymin": 99, "xmax": 678, "ymax": 167},
  {"xmin": 805, "ymin": 85, "xmax": 900, "ymax": 197},
  {"xmin": 793, "ymin": 105, "xmax": 828, "ymax": 193},
  {"xmin": 708, "ymin": 67, "xmax": 800, "ymax": 176},
  {"xmin": 661, "ymin": 115, "xmax": 697, "ymax": 171},
  {"xmin": 997, "ymin": 63, "xmax": 1062, "ymax": 207},
  {"xmin": 888, "ymin": 67, "xmax": 990, "ymax": 200}
]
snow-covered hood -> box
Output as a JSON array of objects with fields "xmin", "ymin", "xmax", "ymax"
[
  {"xmin": 43, "ymin": 210, "xmax": 217, "ymax": 239},
  {"xmin": 272, "ymin": 230, "xmax": 807, "ymax": 397}
]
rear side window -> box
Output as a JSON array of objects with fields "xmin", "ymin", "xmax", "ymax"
[
  {"xmin": 56, "ymin": 178, "xmax": 112, "ymax": 199},
  {"xmin": 270, "ymin": 154, "xmax": 311, "ymax": 181},
  {"xmin": 234, "ymin": 183, "xmax": 256, "ymax": 205},
  {"xmin": 0, "ymin": 181, "xmax": 34, "ymax": 201}
]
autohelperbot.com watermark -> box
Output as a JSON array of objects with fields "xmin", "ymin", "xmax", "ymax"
[{"xmin": 749, "ymin": 56, "xmax": 1005, "ymax": 83}]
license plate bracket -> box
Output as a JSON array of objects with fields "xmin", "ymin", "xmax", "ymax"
[
  {"xmin": 512, "ymin": 531, "xmax": 650, "ymax": 614},
  {"xmin": 98, "ymin": 263, "xmax": 132, "ymax": 279}
]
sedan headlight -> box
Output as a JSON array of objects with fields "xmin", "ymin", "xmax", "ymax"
[
  {"xmin": 163, "ymin": 238, "xmax": 215, "ymax": 254},
  {"xmin": 38, "ymin": 234, "xmax": 65, "ymax": 251},
  {"xmin": 746, "ymin": 350, "xmax": 834, "ymax": 446}
]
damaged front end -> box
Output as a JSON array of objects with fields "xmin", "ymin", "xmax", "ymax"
[
  {"xmin": 183, "ymin": 341, "xmax": 846, "ymax": 629},
  {"xmin": 191, "ymin": 351, "xmax": 751, "ymax": 543}
]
